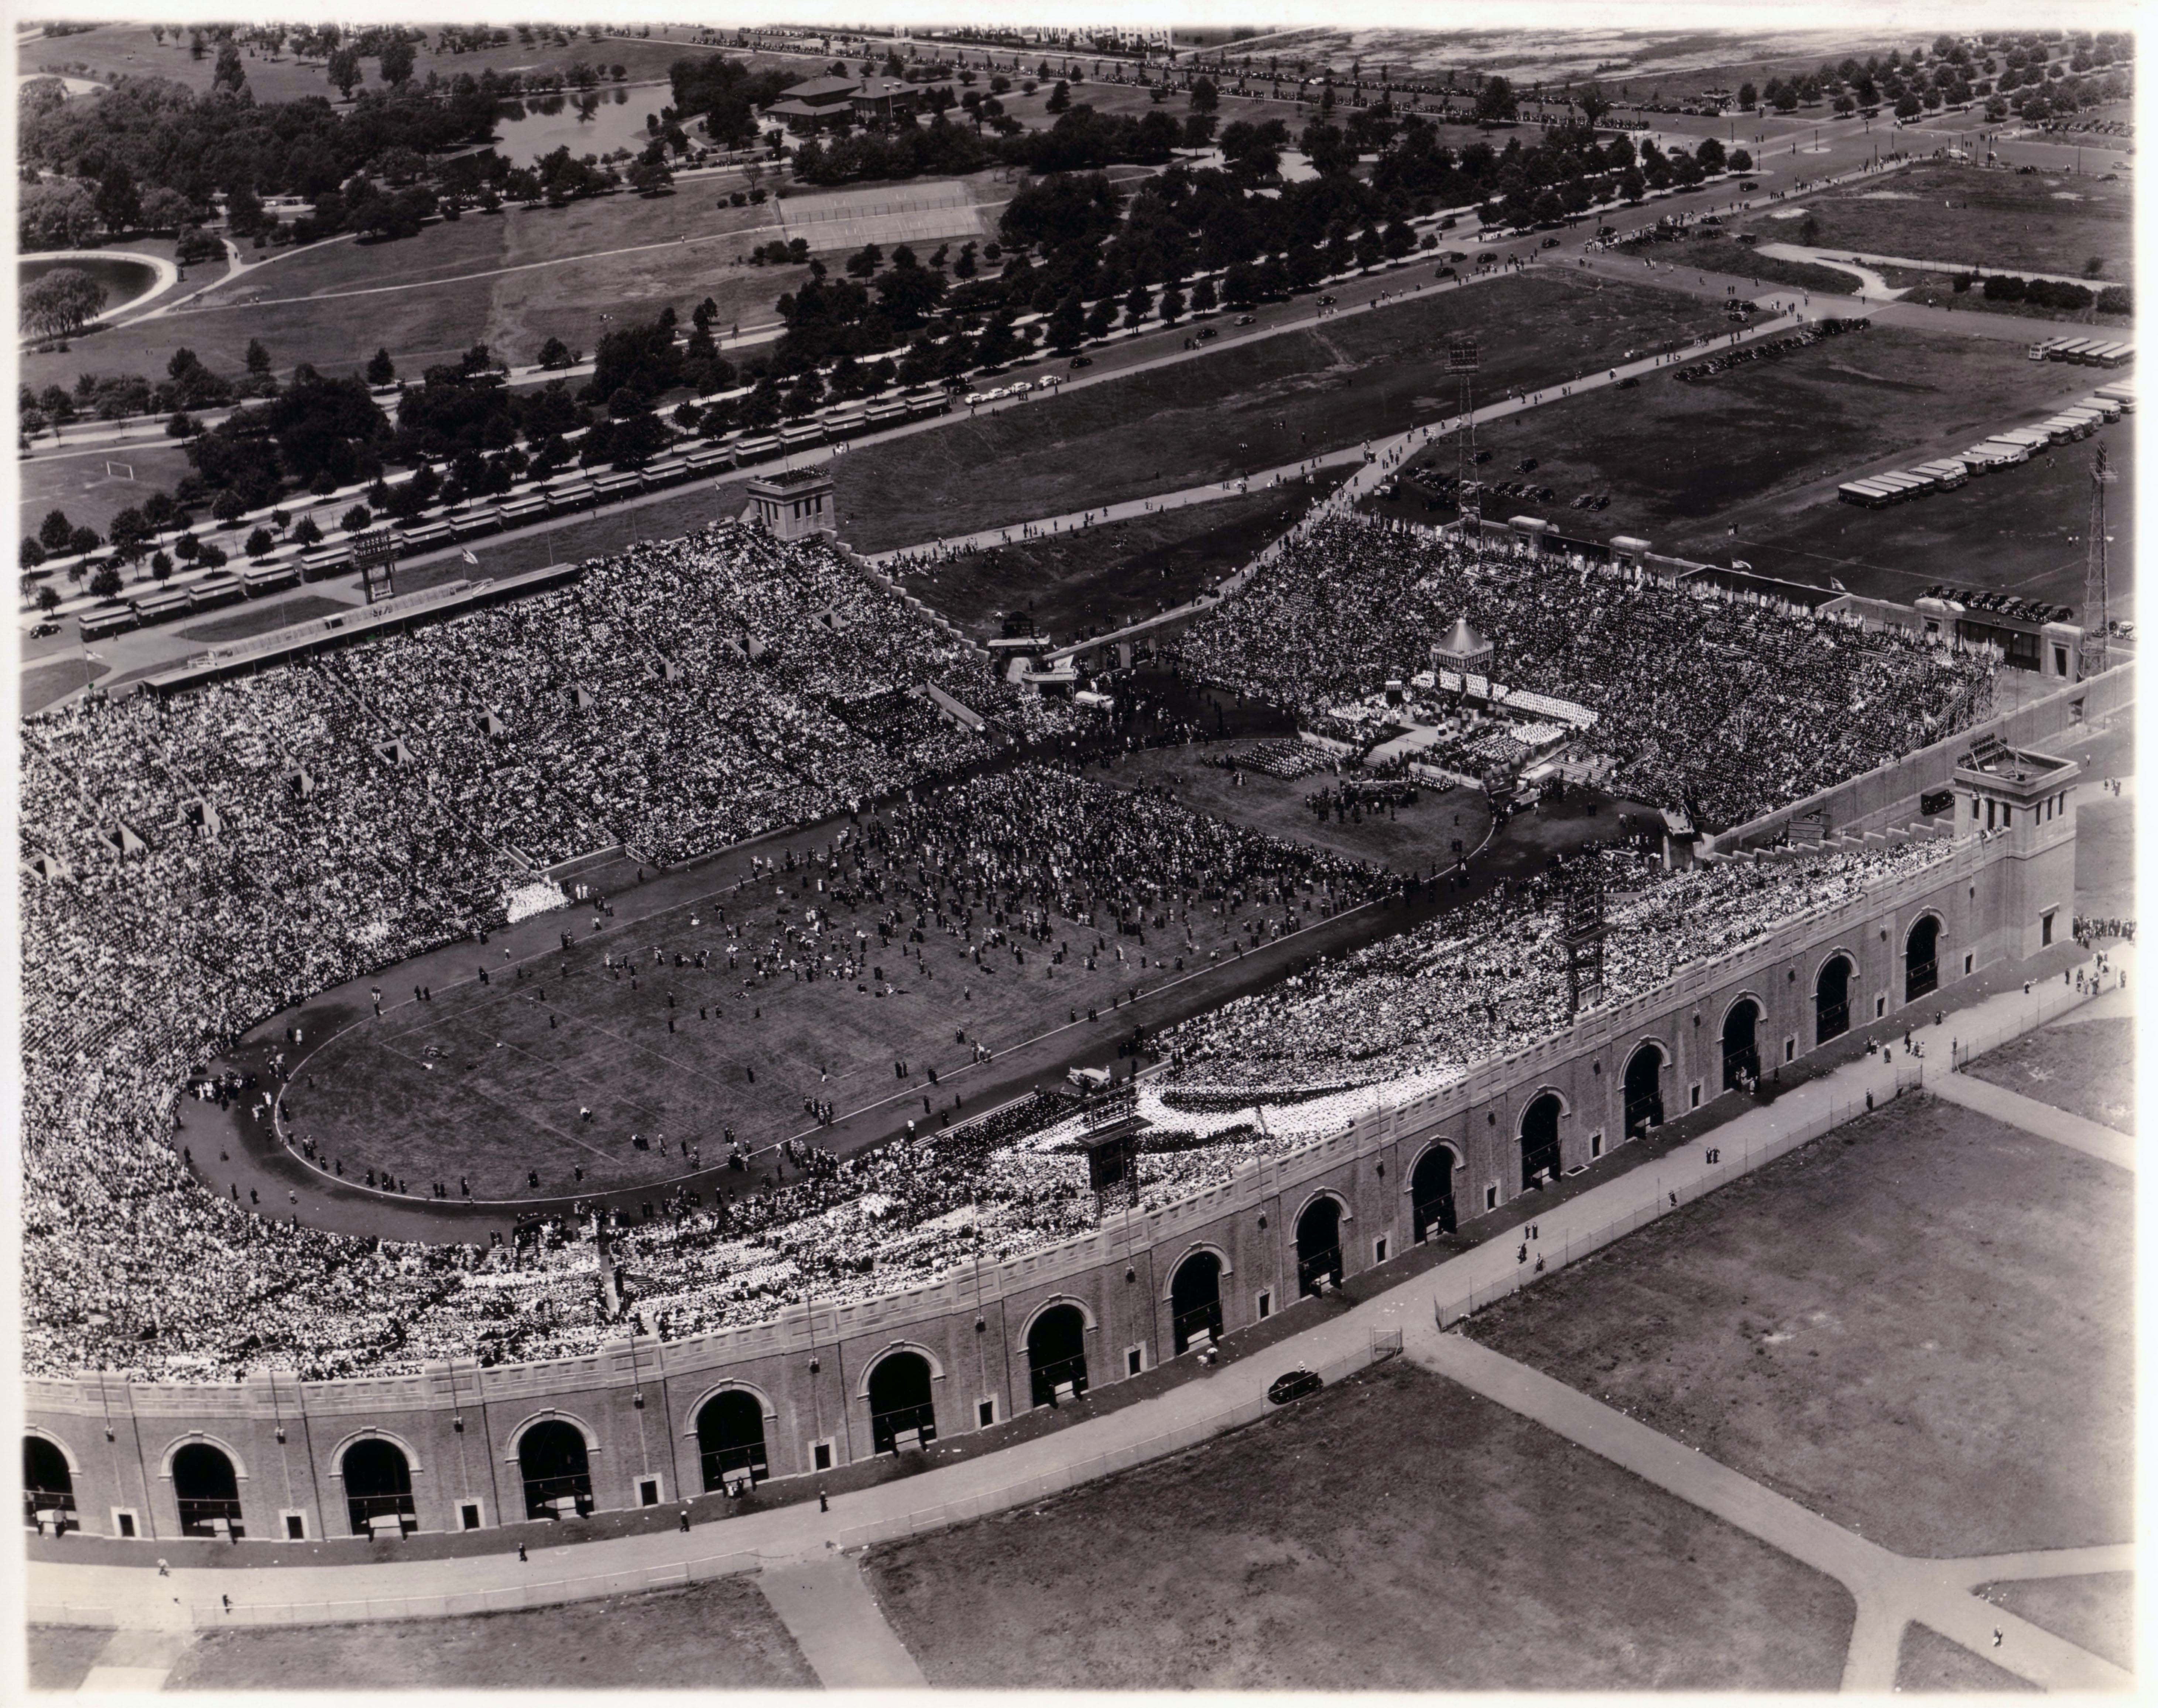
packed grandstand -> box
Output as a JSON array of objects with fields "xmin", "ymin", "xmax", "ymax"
[
  {"xmin": 1174, "ymin": 514, "xmax": 1998, "ymax": 831},
  {"xmin": 19, "ymin": 516, "xmax": 1994, "ymax": 1383}
]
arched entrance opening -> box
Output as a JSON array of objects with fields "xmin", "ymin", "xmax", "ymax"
[
  {"xmin": 1027, "ymin": 1304, "xmax": 1090, "ymax": 1407},
  {"xmin": 517, "ymin": 1421, "xmax": 592, "ymax": 1520},
  {"xmin": 172, "ymin": 1442, "xmax": 243, "ymax": 1538},
  {"xmin": 696, "ymin": 1392, "xmax": 769, "ymax": 1491},
  {"xmin": 24, "ymin": 1437, "xmax": 75, "ymax": 1533},
  {"xmin": 1906, "ymin": 916, "xmax": 1940, "ymax": 1001},
  {"xmin": 1623, "ymin": 1045, "xmax": 1665, "ymax": 1136},
  {"xmin": 1520, "ymin": 1093, "xmax": 1563, "ymax": 1189},
  {"xmin": 1410, "ymin": 1147, "xmax": 1457, "ymax": 1242},
  {"xmin": 867, "ymin": 1352, "xmax": 937, "ymax": 1453},
  {"xmin": 1169, "ymin": 1250, "xmax": 1223, "ymax": 1353},
  {"xmin": 1816, "ymin": 956, "xmax": 1854, "ymax": 1045},
  {"xmin": 1722, "ymin": 999, "xmax": 1762, "ymax": 1091},
  {"xmin": 341, "ymin": 1438, "xmax": 415, "ymax": 1536},
  {"xmin": 1295, "ymin": 1196, "xmax": 1344, "ymax": 1295}
]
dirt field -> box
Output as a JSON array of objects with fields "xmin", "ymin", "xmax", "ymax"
[
  {"xmin": 1464, "ymin": 1091, "xmax": 2133, "ymax": 1559},
  {"xmin": 1378, "ymin": 321, "xmax": 2131, "ymax": 614},
  {"xmin": 1966, "ymin": 1014, "xmax": 2134, "ymax": 1135},
  {"xmin": 902, "ymin": 470, "xmax": 1352, "ymax": 641},
  {"xmin": 1751, "ymin": 160, "xmax": 2134, "ymax": 281},
  {"xmin": 25, "ymin": 1625, "xmax": 115, "ymax": 1692},
  {"xmin": 866, "ymin": 1359, "xmax": 1853, "ymax": 1690},
  {"xmin": 1981, "ymin": 1571, "xmax": 2135, "ymax": 1673},
  {"xmin": 161, "ymin": 1575, "xmax": 813, "ymax": 1690},
  {"xmin": 831, "ymin": 272, "xmax": 1731, "ymax": 552}
]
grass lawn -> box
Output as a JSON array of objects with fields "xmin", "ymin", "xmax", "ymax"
[
  {"xmin": 2075, "ymin": 794, "xmax": 2135, "ymax": 920},
  {"xmin": 1389, "ymin": 321, "xmax": 2130, "ymax": 613},
  {"xmin": 162, "ymin": 1574, "xmax": 813, "ymax": 1690},
  {"xmin": 829, "ymin": 271, "xmax": 1732, "ymax": 553},
  {"xmin": 1464, "ymin": 1091, "xmax": 2133, "ymax": 1559},
  {"xmin": 1751, "ymin": 160, "xmax": 2133, "ymax": 281},
  {"xmin": 17, "ymin": 439, "xmax": 195, "ymax": 541},
  {"xmin": 1895, "ymin": 1622, "xmax": 2040, "ymax": 1692},
  {"xmin": 1889, "ymin": 271, "xmax": 2133, "ymax": 330},
  {"xmin": 1115, "ymin": 742, "xmax": 1497, "ymax": 875},
  {"xmin": 287, "ymin": 783, "xmax": 1287, "ymax": 1196},
  {"xmin": 864, "ymin": 1359, "xmax": 1854, "ymax": 1691},
  {"xmin": 1980, "ymin": 1572, "xmax": 2134, "ymax": 1673},
  {"xmin": 25, "ymin": 1625, "xmax": 115, "ymax": 1692},
  {"xmin": 900, "ymin": 469, "xmax": 1352, "ymax": 641},
  {"xmin": 1966, "ymin": 1015, "xmax": 2133, "ymax": 1135}
]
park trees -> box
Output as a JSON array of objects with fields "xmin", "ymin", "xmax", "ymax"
[
  {"xmin": 18, "ymin": 181, "xmax": 99, "ymax": 251},
  {"xmin": 20, "ymin": 268, "xmax": 106, "ymax": 341},
  {"xmin": 1475, "ymin": 75, "xmax": 1518, "ymax": 124}
]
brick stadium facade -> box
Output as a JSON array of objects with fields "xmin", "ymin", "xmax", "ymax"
[{"xmin": 24, "ymin": 742, "xmax": 2082, "ymax": 1546}]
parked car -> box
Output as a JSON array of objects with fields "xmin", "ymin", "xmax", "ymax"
[
  {"xmin": 1317, "ymin": 293, "xmax": 1337, "ymax": 306},
  {"xmin": 1007, "ymin": 379, "xmax": 1034, "ymax": 394},
  {"xmin": 983, "ymin": 388, "xmax": 1010, "ymax": 402},
  {"xmin": 963, "ymin": 392, "xmax": 988, "ymax": 407},
  {"xmin": 30, "ymin": 620, "xmax": 60, "ymax": 638},
  {"xmin": 1069, "ymin": 354, "xmax": 1094, "ymax": 369},
  {"xmin": 1541, "ymin": 235, "xmax": 1562, "ymax": 248},
  {"xmin": 1268, "ymin": 1369, "xmax": 1323, "ymax": 1405},
  {"xmin": 1235, "ymin": 314, "xmax": 1257, "ymax": 325},
  {"xmin": 1196, "ymin": 325, "xmax": 1218, "ymax": 340}
]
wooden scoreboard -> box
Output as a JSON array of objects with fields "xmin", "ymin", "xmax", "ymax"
[{"xmin": 354, "ymin": 527, "xmax": 400, "ymax": 605}]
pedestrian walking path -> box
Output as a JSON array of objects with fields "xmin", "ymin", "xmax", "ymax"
[
  {"xmin": 1753, "ymin": 243, "xmax": 1905, "ymax": 299},
  {"xmin": 1926, "ymin": 1069, "xmax": 2134, "ymax": 1169},
  {"xmin": 27, "ymin": 954, "xmax": 2113, "ymax": 1637},
  {"xmin": 77, "ymin": 1628, "xmax": 198, "ymax": 1692},
  {"xmin": 753, "ymin": 1553, "xmax": 926, "ymax": 1688},
  {"xmin": 1410, "ymin": 1334, "xmax": 2132, "ymax": 1694}
]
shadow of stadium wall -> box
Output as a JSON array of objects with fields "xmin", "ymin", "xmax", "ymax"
[{"xmin": 25, "ymin": 813, "xmax": 2072, "ymax": 1546}]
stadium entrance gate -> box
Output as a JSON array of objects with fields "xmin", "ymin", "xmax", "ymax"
[
  {"xmin": 1411, "ymin": 1146, "xmax": 1457, "ymax": 1241},
  {"xmin": 518, "ymin": 1421, "xmax": 593, "ymax": 1519},
  {"xmin": 173, "ymin": 1443, "xmax": 244, "ymax": 1538},
  {"xmin": 1027, "ymin": 1304, "xmax": 1089, "ymax": 1407},
  {"xmin": 1170, "ymin": 1251, "xmax": 1224, "ymax": 1353},
  {"xmin": 1722, "ymin": 1000, "xmax": 1762, "ymax": 1091},
  {"xmin": 1816, "ymin": 956, "xmax": 1854, "ymax": 1045},
  {"xmin": 868, "ymin": 1352, "xmax": 937, "ymax": 1453},
  {"xmin": 1520, "ymin": 1093, "xmax": 1563, "ymax": 1189},
  {"xmin": 1623, "ymin": 1045, "xmax": 1665, "ymax": 1136},
  {"xmin": 342, "ymin": 1438, "xmax": 415, "ymax": 1535},
  {"xmin": 1906, "ymin": 916, "xmax": 1941, "ymax": 1001},
  {"xmin": 24, "ymin": 1437, "xmax": 75, "ymax": 1533},
  {"xmin": 1296, "ymin": 1197, "xmax": 1344, "ymax": 1295},
  {"xmin": 697, "ymin": 1392, "xmax": 769, "ymax": 1489}
]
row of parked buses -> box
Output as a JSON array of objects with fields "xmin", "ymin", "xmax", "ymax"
[
  {"xmin": 2027, "ymin": 335, "xmax": 2135, "ymax": 367},
  {"xmin": 72, "ymin": 390, "xmax": 957, "ymax": 642},
  {"xmin": 1836, "ymin": 379, "xmax": 2133, "ymax": 510}
]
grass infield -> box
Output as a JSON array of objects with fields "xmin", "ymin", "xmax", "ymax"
[{"xmin": 1464, "ymin": 1089, "xmax": 2133, "ymax": 1559}]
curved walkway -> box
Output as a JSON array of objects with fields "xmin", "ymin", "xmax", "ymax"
[{"xmin": 1752, "ymin": 243, "xmax": 1906, "ymax": 300}]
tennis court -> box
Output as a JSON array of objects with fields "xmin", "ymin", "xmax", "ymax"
[{"xmin": 773, "ymin": 179, "xmax": 987, "ymax": 251}]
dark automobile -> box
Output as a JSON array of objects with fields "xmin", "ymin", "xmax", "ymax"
[
  {"xmin": 1069, "ymin": 354, "xmax": 1094, "ymax": 368},
  {"xmin": 1196, "ymin": 325, "xmax": 1218, "ymax": 340},
  {"xmin": 1317, "ymin": 293, "xmax": 1336, "ymax": 306},
  {"xmin": 1268, "ymin": 1369, "xmax": 1323, "ymax": 1405},
  {"xmin": 1235, "ymin": 314, "xmax": 1257, "ymax": 325},
  {"xmin": 1541, "ymin": 235, "xmax": 1562, "ymax": 248},
  {"xmin": 30, "ymin": 620, "xmax": 61, "ymax": 638}
]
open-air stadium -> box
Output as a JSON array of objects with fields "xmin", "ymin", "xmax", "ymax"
[{"xmin": 16, "ymin": 13, "xmax": 2138, "ymax": 1697}]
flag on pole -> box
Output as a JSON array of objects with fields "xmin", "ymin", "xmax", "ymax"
[
  {"xmin": 461, "ymin": 549, "xmax": 480, "ymax": 566},
  {"xmin": 82, "ymin": 650, "xmax": 105, "ymax": 662}
]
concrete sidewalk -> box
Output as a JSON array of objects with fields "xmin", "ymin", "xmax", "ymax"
[
  {"xmin": 28, "ymin": 955, "xmax": 2111, "ymax": 1630},
  {"xmin": 753, "ymin": 1554, "xmax": 926, "ymax": 1688}
]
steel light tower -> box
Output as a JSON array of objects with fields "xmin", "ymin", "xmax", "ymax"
[
  {"xmin": 2080, "ymin": 443, "xmax": 2117, "ymax": 678},
  {"xmin": 1449, "ymin": 333, "xmax": 1480, "ymax": 550}
]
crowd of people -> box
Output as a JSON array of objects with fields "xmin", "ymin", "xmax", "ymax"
[
  {"xmin": 1174, "ymin": 514, "xmax": 1996, "ymax": 833},
  {"xmin": 1158, "ymin": 834, "xmax": 1960, "ymax": 1095}
]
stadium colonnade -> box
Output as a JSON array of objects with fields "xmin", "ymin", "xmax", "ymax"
[{"xmin": 24, "ymin": 742, "xmax": 2078, "ymax": 1546}]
